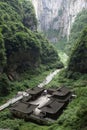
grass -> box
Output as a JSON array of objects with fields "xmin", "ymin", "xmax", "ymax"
[
  {"xmin": 58, "ymin": 50, "xmax": 69, "ymax": 66},
  {"xmin": 0, "ymin": 69, "xmax": 54, "ymax": 130},
  {"xmin": 0, "ymin": 68, "xmax": 87, "ymax": 130},
  {"xmin": 0, "ymin": 68, "xmax": 54, "ymax": 104},
  {"xmin": 0, "ymin": 52, "xmax": 87, "ymax": 130}
]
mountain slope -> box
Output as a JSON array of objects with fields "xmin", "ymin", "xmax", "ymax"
[
  {"xmin": 0, "ymin": 0, "xmax": 63, "ymax": 77},
  {"xmin": 32, "ymin": 0, "xmax": 87, "ymax": 43},
  {"xmin": 0, "ymin": 0, "xmax": 63, "ymax": 97},
  {"xmin": 67, "ymin": 9, "xmax": 87, "ymax": 51},
  {"xmin": 68, "ymin": 28, "xmax": 87, "ymax": 74}
]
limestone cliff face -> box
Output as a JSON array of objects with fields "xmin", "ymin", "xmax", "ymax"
[
  {"xmin": 32, "ymin": 0, "xmax": 87, "ymax": 42},
  {"xmin": 32, "ymin": 0, "xmax": 62, "ymax": 30}
]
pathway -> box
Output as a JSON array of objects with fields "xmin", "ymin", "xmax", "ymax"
[
  {"xmin": 38, "ymin": 69, "xmax": 61, "ymax": 88},
  {"xmin": 0, "ymin": 69, "xmax": 61, "ymax": 111}
]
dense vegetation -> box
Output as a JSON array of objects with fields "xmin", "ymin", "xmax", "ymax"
[
  {"xmin": 67, "ymin": 28, "xmax": 87, "ymax": 74},
  {"xmin": 0, "ymin": 33, "xmax": 6, "ymax": 71},
  {"xmin": 0, "ymin": 0, "xmax": 63, "ymax": 96},
  {"xmin": 43, "ymin": 10, "xmax": 87, "ymax": 130},
  {"xmin": 67, "ymin": 9, "xmax": 87, "ymax": 52},
  {"xmin": 0, "ymin": 69, "xmax": 87, "ymax": 130},
  {"xmin": 0, "ymin": 0, "xmax": 87, "ymax": 130},
  {"xmin": 54, "ymin": 9, "xmax": 87, "ymax": 53}
]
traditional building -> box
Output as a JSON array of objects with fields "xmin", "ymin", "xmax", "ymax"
[{"xmin": 10, "ymin": 87, "xmax": 72, "ymax": 124}]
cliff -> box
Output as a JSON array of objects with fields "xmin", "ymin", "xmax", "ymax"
[
  {"xmin": 0, "ymin": 0, "xmax": 63, "ymax": 80},
  {"xmin": 32, "ymin": 0, "xmax": 87, "ymax": 42}
]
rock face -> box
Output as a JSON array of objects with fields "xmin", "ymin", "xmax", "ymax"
[
  {"xmin": 0, "ymin": 0, "xmax": 63, "ymax": 80},
  {"xmin": 32, "ymin": 0, "xmax": 87, "ymax": 42}
]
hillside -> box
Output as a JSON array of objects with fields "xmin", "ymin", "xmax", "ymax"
[
  {"xmin": 41, "ymin": 27, "xmax": 87, "ymax": 130},
  {"xmin": 68, "ymin": 28, "xmax": 87, "ymax": 74},
  {"xmin": 66, "ymin": 9, "xmax": 87, "ymax": 52},
  {"xmin": 0, "ymin": 0, "xmax": 87, "ymax": 130},
  {"xmin": 0, "ymin": 0, "xmax": 63, "ymax": 98},
  {"xmin": 0, "ymin": 0, "xmax": 63, "ymax": 77}
]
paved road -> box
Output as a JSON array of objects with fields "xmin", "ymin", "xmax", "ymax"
[
  {"xmin": 0, "ymin": 69, "xmax": 61, "ymax": 111},
  {"xmin": 0, "ymin": 92, "xmax": 29, "ymax": 111},
  {"xmin": 38, "ymin": 69, "xmax": 61, "ymax": 88}
]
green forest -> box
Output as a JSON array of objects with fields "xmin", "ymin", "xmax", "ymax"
[
  {"xmin": 0, "ymin": 0, "xmax": 63, "ymax": 95},
  {"xmin": 0, "ymin": 0, "xmax": 87, "ymax": 130}
]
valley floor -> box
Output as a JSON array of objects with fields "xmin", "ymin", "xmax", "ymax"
[{"xmin": 0, "ymin": 52, "xmax": 87, "ymax": 130}]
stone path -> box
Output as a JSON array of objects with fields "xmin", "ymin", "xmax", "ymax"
[
  {"xmin": 38, "ymin": 69, "xmax": 61, "ymax": 88},
  {"xmin": 0, "ymin": 69, "xmax": 61, "ymax": 111}
]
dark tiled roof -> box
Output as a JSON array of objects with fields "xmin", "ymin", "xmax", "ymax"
[
  {"xmin": 27, "ymin": 87, "xmax": 44, "ymax": 95},
  {"xmin": 22, "ymin": 95, "xmax": 32, "ymax": 102},
  {"xmin": 11, "ymin": 102, "xmax": 37, "ymax": 114},
  {"xmin": 10, "ymin": 87, "xmax": 72, "ymax": 122},
  {"xmin": 53, "ymin": 87, "xmax": 71, "ymax": 97},
  {"xmin": 41, "ymin": 100, "xmax": 64, "ymax": 114}
]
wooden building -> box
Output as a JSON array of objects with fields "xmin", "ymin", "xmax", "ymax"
[{"xmin": 10, "ymin": 87, "xmax": 72, "ymax": 123}]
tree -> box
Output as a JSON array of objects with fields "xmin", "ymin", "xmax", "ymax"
[
  {"xmin": 0, "ymin": 74, "xmax": 10, "ymax": 96},
  {"xmin": 0, "ymin": 33, "xmax": 6, "ymax": 72}
]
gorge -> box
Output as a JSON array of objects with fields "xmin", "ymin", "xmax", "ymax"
[
  {"xmin": 0, "ymin": 0, "xmax": 87, "ymax": 130},
  {"xmin": 32, "ymin": 0, "xmax": 87, "ymax": 42}
]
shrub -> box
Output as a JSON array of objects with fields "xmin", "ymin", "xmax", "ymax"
[{"xmin": 0, "ymin": 73, "xmax": 10, "ymax": 96}]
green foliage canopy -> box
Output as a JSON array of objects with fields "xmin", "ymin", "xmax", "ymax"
[
  {"xmin": 67, "ymin": 9, "xmax": 87, "ymax": 52},
  {"xmin": 68, "ymin": 28, "xmax": 87, "ymax": 73}
]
